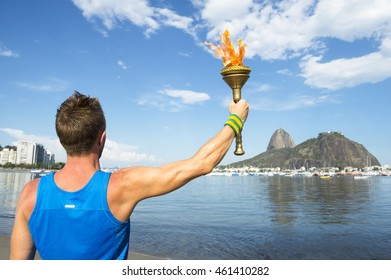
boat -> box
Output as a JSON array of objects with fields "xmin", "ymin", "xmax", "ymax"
[{"xmin": 354, "ymin": 175, "xmax": 370, "ymax": 180}]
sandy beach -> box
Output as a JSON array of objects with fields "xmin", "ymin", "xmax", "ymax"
[{"xmin": 0, "ymin": 235, "xmax": 165, "ymax": 260}]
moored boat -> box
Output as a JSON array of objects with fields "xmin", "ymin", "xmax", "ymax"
[{"xmin": 354, "ymin": 175, "xmax": 370, "ymax": 180}]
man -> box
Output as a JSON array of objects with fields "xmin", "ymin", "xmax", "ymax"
[{"xmin": 10, "ymin": 91, "xmax": 249, "ymax": 260}]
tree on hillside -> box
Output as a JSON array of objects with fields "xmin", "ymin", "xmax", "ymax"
[{"xmin": 4, "ymin": 145, "xmax": 17, "ymax": 151}]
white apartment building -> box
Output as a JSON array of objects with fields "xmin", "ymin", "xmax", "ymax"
[
  {"xmin": 0, "ymin": 148, "xmax": 17, "ymax": 165},
  {"xmin": 16, "ymin": 141, "xmax": 37, "ymax": 165}
]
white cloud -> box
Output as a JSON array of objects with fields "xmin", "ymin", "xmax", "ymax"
[
  {"xmin": 101, "ymin": 139, "xmax": 161, "ymax": 167},
  {"xmin": 301, "ymin": 35, "xmax": 391, "ymax": 90},
  {"xmin": 138, "ymin": 89, "xmax": 210, "ymax": 112},
  {"xmin": 200, "ymin": 0, "xmax": 391, "ymax": 59},
  {"xmin": 0, "ymin": 44, "xmax": 19, "ymax": 57},
  {"xmin": 14, "ymin": 77, "xmax": 69, "ymax": 92},
  {"xmin": 117, "ymin": 60, "xmax": 128, "ymax": 70},
  {"xmin": 200, "ymin": 0, "xmax": 252, "ymax": 26},
  {"xmin": 159, "ymin": 89, "xmax": 210, "ymax": 104},
  {"xmin": 300, "ymin": 50, "xmax": 391, "ymax": 90},
  {"xmin": 251, "ymin": 82, "xmax": 273, "ymax": 92},
  {"xmin": 72, "ymin": 0, "xmax": 194, "ymax": 38},
  {"xmin": 251, "ymin": 94, "xmax": 337, "ymax": 111},
  {"xmin": 138, "ymin": 96, "xmax": 186, "ymax": 112},
  {"xmin": 0, "ymin": 128, "xmax": 161, "ymax": 166},
  {"xmin": 155, "ymin": 8, "xmax": 194, "ymax": 33},
  {"xmin": 201, "ymin": 0, "xmax": 319, "ymax": 60},
  {"xmin": 198, "ymin": 0, "xmax": 391, "ymax": 89},
  {"xmin": 179, "ymin": 52, "xmax": 192, "ymax": 57},
  {"xmin": 72, "ymin": 0, "xmax": 157, "ymax": 29},
  {"xmin": 310, "ymin": 0, "xmax": 391, "ymax": 41},
  {"xmin": 72, "ymin": 0, "xmax": 391, "ymax": 90},
  {"xmin": 277, "ymin": 69, "xmax": 294, "ymax": 76}
]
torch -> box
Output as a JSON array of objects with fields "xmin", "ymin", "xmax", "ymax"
[
  {"xmin": 220, "ymin": 65, "xmax": 251, "ymax": 155},
  {"xmin": 206, "ymin": 30, "xmax": 251, "ymax": 155}
]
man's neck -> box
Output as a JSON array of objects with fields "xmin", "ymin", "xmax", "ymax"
[
  {"xmin": 65, "ymin": 153, "xmax": 101, "ymax": 170},
  {"xmin": 54, "ymin": 153, "xmax": 101, "ymax": 191}
]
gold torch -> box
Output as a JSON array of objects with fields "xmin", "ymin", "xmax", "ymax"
[{"xmin": 206, "ymin": 29, "xmax": 251, "ymax": 155}]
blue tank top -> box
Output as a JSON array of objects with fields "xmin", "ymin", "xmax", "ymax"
[{"xmin": 28, "ymin": 170, "xmax": 130, "ymax": 260}]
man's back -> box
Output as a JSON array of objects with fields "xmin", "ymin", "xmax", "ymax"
[{"xmin": 28, "ymin": 171, "xmax": 130, "ymax": 260}]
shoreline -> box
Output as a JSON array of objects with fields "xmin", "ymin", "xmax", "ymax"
[{"xmin": 0, "ymin": 235, "xmax": 166, "ymax": 260}]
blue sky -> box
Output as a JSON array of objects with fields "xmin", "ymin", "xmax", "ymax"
[{"xmin": 1, "ymin": 0, "xmax": 390, "ymax": 167}]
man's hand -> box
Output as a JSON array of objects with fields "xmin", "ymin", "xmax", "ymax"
[{"xmin": 229, "ymin": 99, "xmax": 249, "ymax": 123}]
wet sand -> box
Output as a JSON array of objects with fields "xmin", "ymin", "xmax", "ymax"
[{"xmin": 0, "ymin": 235, "xmax": 165, "ymax": 260}]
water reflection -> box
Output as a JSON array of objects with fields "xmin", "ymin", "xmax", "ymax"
[
  {"xmin": 266, "ymin": 176, "xmax": 372, "ymax": 225},
  {"xmin": 0, "ymin": 171, "xmax": 35, "ymax": 235}
]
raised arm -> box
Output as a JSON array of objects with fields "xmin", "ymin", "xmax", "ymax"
[{"xmin": 108, "ymin": 100, "xmax": 249, "ymax": 221}]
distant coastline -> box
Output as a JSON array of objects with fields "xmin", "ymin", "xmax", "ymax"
[
  {"xmin": 0, "ymin": 167, "xmax": 35, "ymax": 172},
  {"xmin": 211, "ymin": 164, "xmax": 391, "ymax": 177},
  {"xmin": 0, "ymin": 167, "xmax": 57, "ymax": 172}
]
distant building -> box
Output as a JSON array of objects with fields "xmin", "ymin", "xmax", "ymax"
[
  {"xmin": 2, "ymin": 141, "xmax": 55, "ymax": 166},
  {"xmin": 16, "ymin": 141, "xmax": 37, "ymax": 165},
  {"xmin": 0, "ymin": 148, "xmax": 17, "ymax": 165},
  {"xmin": 44, "ymin": 150, "xmax": 55, "ymax": 166},
  {"xmin": 35, "ymin": 144, "xmax": 45, "ymax": 164}
]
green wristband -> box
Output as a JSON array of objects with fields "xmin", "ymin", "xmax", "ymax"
[
  {"xmin": 225, "ymin": 114, "xmax": 244, "ymax": 136},
  {"xmin": 230, "ymin": 114, "xmax": 243, "ymax": 127}
]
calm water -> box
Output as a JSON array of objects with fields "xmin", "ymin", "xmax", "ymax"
[{"xmin": 1, "ymin": 170, "xmax": 391, "ymax": 260}]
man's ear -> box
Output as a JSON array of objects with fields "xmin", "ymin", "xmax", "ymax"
[{"xmin": 99, "ymin": 130, "xmax": 106, "ymax": 147}]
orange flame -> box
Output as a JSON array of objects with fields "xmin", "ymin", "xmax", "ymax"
[{"xmin": 205, "ymin": 29, "xmax": 246, "ymax": 67}]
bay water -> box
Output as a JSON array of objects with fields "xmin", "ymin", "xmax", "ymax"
[{"xmin": 1, "ymin": 170, "xmax": 390, "ymax": 259}]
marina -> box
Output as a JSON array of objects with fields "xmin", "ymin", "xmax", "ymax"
[{"xmin": 207, "ymin": 165, "xmax": 391, "ymax": 178}]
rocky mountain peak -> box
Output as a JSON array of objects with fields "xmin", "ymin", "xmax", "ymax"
[
  {"xmin": 230, "ymin": 130, "xmax": 381, "ymax": 169},
  {"xmin": 267, "ymin": 128, "xmax": 296, "ymax": 151}
]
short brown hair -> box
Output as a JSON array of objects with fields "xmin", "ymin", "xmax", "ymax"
[{"xmin": 56, "ymin": 91, "xmax": 106, "ymax": 156}]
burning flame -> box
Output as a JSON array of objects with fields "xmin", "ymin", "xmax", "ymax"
[{"xmin": 205, "ymin": 29, "xmax": 246, "ymax": 67}]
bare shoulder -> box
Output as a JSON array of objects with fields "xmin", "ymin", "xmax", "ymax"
[
  {"xmin": 110, "ymin": 166, "xmax": 157, "ymax": 186},
  {"xmin": 20, "ymin": 178, "xmax": 40, "ymax": 198},
  {"xmin": 108, "ymin": 166, "xmax": 160, "ymax": 202},
  {"xmin": 18, "ymin": 178, "xmax": 40, "ymax": 219},
  {"xmin": 108, "ymin": 167, "xmax": 139, "ymax": 195},
  {"xmin": 109, "ymin": 167, "xmax": 135, "ymax": 185},
  {"xmin": 107, "ymin": 167, "xmax": 152, "ymax": 221}
]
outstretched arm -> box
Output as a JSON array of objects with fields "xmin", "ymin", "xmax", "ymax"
[{"xmin": 109, "ymin": 100, "xmax": 249, "ymax": 221}]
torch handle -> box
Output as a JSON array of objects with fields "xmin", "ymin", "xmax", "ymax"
[
  {"xmin": 233, "ymin": 91, "xmax": 245, "ymax": 156},
  {"xmin": 234, "ymin": 133, "xmax": 245, "ymax": 155}
]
